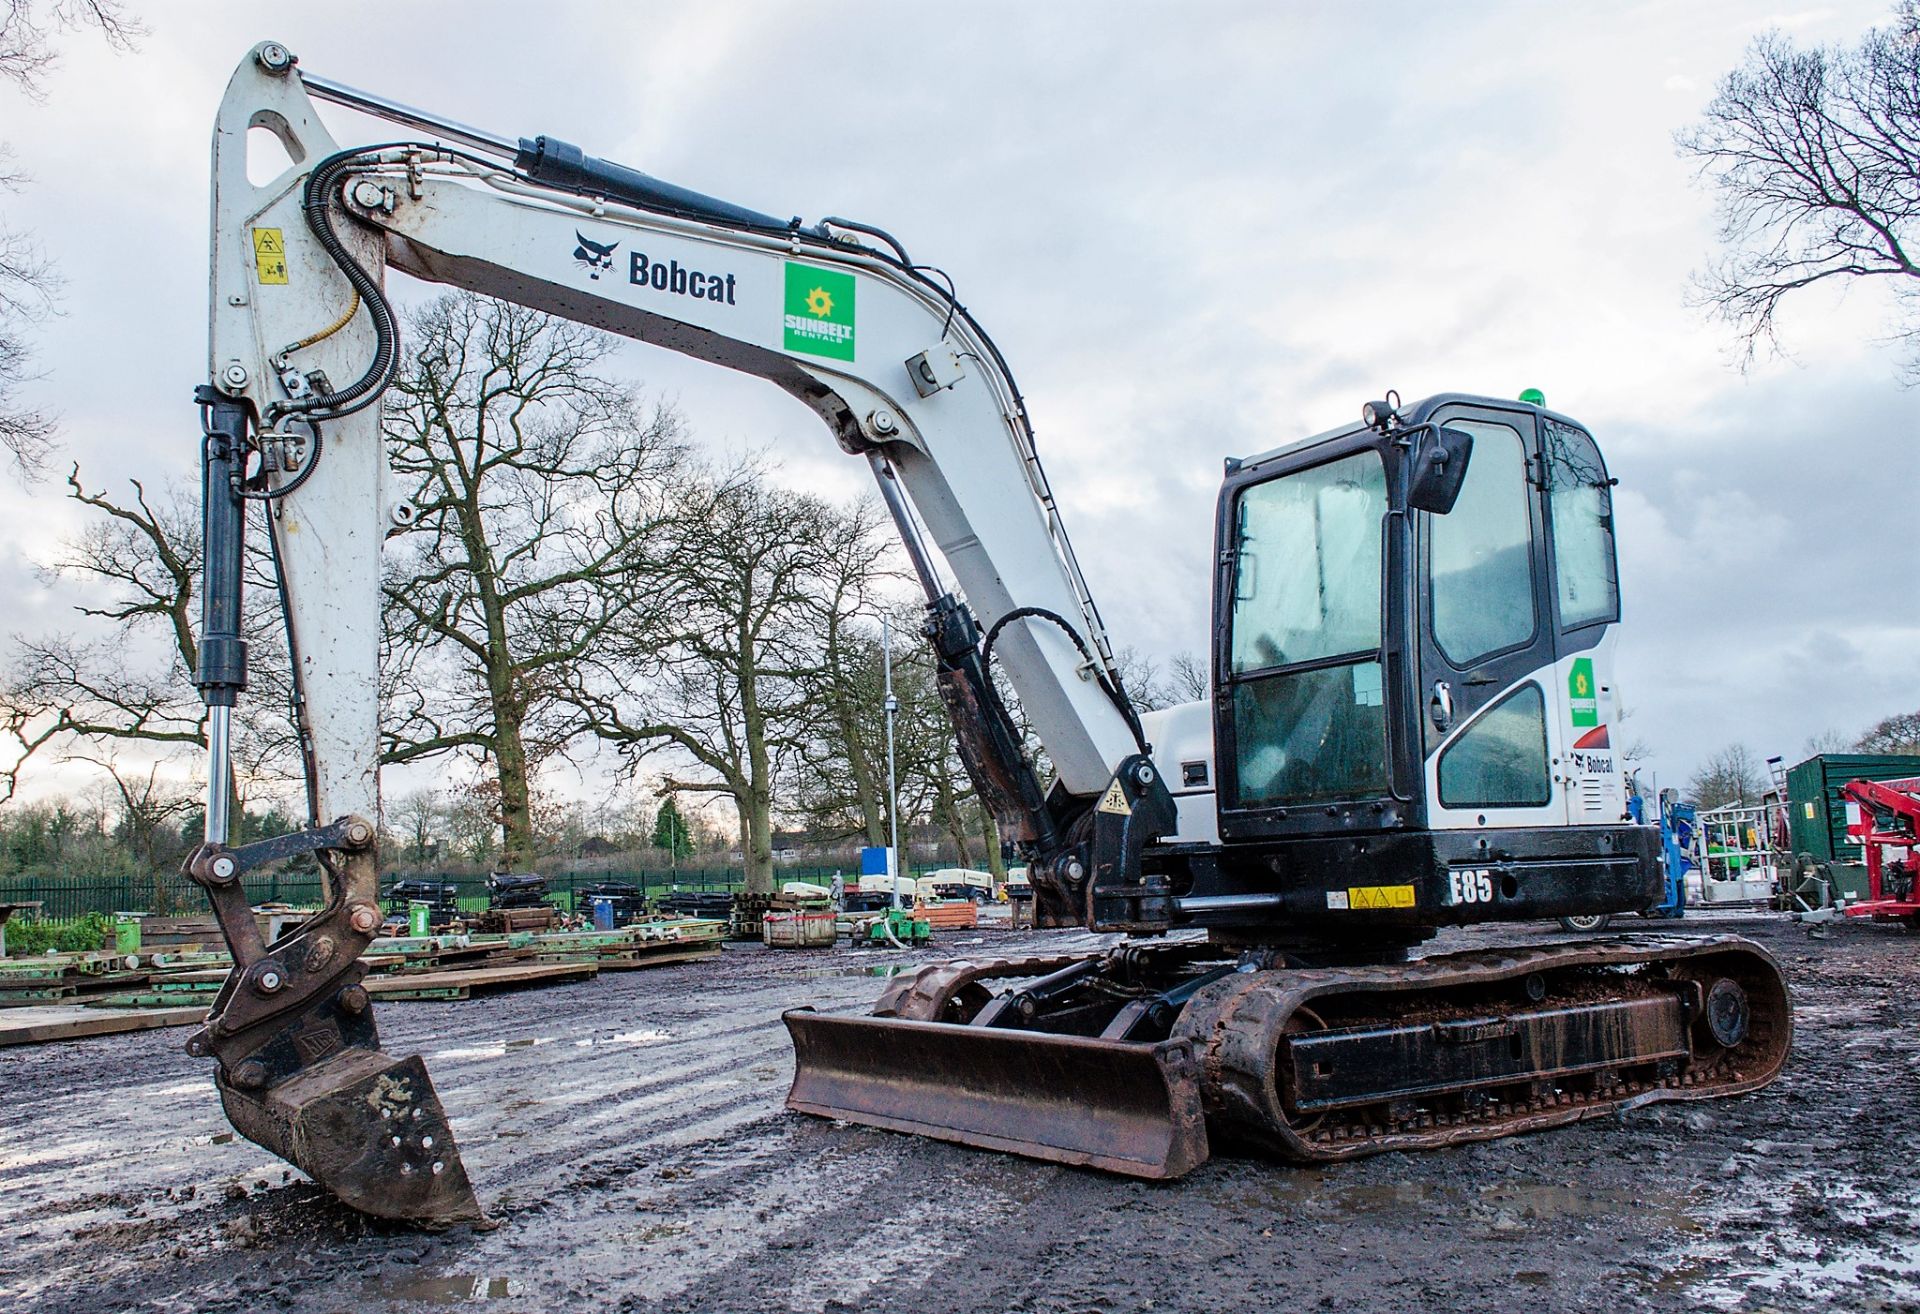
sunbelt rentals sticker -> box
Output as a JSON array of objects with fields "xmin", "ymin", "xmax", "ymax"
[
  {"xmin": 1568, "ymin": 657, "xmax": 1598, "ymax": 727},
  {"xmin": 784, "ymin": 262, "xmax": 856, "ymax": 360}
]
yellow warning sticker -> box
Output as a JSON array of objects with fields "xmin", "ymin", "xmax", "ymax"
[
  {"xmin": 1096, "ymin": 780, "xmax": 1132, "ymax": 817},
  {"xmin": 252, "ymin": 227, "xmax": 289, "ymax": 284},
  {"xmin": 1345, "ymin": 884, "xmax": 1416, "ymax": 910}
]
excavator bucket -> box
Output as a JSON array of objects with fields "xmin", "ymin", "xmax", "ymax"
[
  {"xmin": 217, "ymin": 1048, "xmax": 482, "ymax": 1225},
  {"xmin": 178, "ymin": 822, "xmax": 483, "ymax": 1226},
  {"xmin": 783, "ymin": 1010, "xmax": 1210, "ymax": 1178}
]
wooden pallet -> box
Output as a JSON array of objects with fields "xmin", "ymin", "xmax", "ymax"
[
  {"xmin": 0, "ymin": 1004, "xmax": 205, "ymax": 1046},
  {"xmin": 546, "ymin": 945, "xmax": 722, "ymax": 970},
  {"xmin": 367, "ymin": 960, "xmax": 597, "ymax": 1001},
  {"xmin": 915, "ymin": 900, "xmax": 979, "ymax": 930},
  {"xmin": 475, "ymin": 907, "xmax": 557, "ymax": 934}
]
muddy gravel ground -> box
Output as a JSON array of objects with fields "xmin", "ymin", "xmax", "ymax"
[{"xmin": 3, "ymin": 911, "xmax": 1918, "ymax": 1314}]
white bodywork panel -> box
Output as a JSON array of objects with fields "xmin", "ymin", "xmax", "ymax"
[
  {"xmin": 1423, "ymin": 633, "xmax": 1628, "ymax": 832},
  {"xmin": 209, "ymin": 65, "xmax": 396, "ymax": 825},
  {"xmin": 207, "ymin": 46, "xmax": 1145, "ymax": 814},
  {"xmin": 1140, "ymin": 700, "xmax": 1218, "ymax": 845}
]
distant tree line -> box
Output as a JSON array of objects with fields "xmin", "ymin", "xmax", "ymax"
[{"xmin": 1685, "ymin": 705, "xmax": 1920, "ymax": 810}]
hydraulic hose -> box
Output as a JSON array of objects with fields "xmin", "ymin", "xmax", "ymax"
[
  {"xmin": 275, "ymin": 145, "xmax": 411, "ymax": 421},
  {"xmin": 979, "ymin": 606, "xmax": 1149, "ymax": 754}
]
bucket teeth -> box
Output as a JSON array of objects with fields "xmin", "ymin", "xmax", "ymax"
[{"xmin": 219, "ymin": 1050, "xmax": 483, "ymax": 1226}]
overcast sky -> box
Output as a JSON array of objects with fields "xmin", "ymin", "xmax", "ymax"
[{"xmin": 0, "ymin": 1, "xmax": 1914, "ymax": 811}]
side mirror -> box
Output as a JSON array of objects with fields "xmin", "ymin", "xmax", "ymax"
[{"xmin": 1407, "ymin": 425, "xmax": 1474, "ymax": 514}]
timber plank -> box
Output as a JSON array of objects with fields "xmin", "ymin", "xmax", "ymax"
[
  {"xmin": 576, "ymin": 947, "xmax": 722, "ymax": 970},
  {"xmin": 365, "ymin": 960, "xmax": 597, "ymax": 1000},
  {"xmin": 0, "ymin": 1004, "xmax": 205, "ymax": 1046}
]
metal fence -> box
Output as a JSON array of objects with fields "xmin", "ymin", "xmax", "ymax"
[{"xmin": 0, "ymin": 864, "xmax": 892, "ymax": 920}]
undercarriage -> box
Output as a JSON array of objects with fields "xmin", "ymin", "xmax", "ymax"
[{"xmin": 784, "ymin": 933, "xmax": 1790, "ymax": 1177}]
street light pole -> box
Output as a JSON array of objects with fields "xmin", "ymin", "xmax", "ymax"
[{"xmin": 883, "ymin": 614, "xmax": 900, "ymax": 911}]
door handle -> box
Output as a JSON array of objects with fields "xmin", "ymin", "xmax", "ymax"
[
  {"xmin": 1429, "ymin": 680, "xmax": 1454, "ymax": 731},
  {"xmin": 1464, "ymin": 670, "xmax": 1500, "ymax": 687}
]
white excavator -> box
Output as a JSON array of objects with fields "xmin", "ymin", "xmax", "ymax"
[{"xmin": 181, "ymin": 42, "xmax": 1789, "ymax": 1225}]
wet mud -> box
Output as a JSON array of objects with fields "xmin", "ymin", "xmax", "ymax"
[{"xmin": 2, "ymin": 912, "xmax": 1916, "ymax": 1313}]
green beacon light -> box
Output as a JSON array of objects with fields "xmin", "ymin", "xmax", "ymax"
[{"xmin": 1519, "ymin": 387, "xmax": 1546, "ymax": 406}]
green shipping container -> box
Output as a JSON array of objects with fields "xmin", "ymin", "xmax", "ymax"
[{"xmin": 1785, "ymin": 753, "xmax": 1920, "ymax": 864}]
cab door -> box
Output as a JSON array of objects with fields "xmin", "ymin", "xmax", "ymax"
[
  {"xmin": 1538, "ymin": 414, "xmax": 1625, "ymax": 823},
  {"xmin": 1416, "ymin": 403, "xmax": 1566, "ymax": 832}
]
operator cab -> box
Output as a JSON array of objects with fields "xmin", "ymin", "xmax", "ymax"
[{"xmin": 1159, "ymin": 393, "xmax": 1658, "ymax": 936}]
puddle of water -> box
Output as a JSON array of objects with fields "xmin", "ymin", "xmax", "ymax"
[
  {"xmin": 1657, "ymin": 1171, "xmax": 1920, "ymax": 1306},
  {"xmin": 800, "ymin": 964, "xmax": 918, "ymax": 981},
  {"xmin": 147, "ymin": 1080, "xmax": 211, "ymax": 1098},
  {"xmin": 573, "ymin": 1028, "xmax": 676, "ymax": 1049},
  {"xmin": 432, "ymin": 1037, "xmax": 554, "ymax": 1061},
  {"xmin": 386, "ymin": 1275, "xmax": 513, "ymax": 1303}
]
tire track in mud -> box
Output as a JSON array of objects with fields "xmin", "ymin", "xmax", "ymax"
[{"xmin": 0, "ymin": 936, "xmax": 1085, "ymax": 1310}]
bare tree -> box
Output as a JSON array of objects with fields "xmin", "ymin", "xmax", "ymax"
[
  {"xmin": 793, "ymin": 621, "xmax": 890, "ymax": 846},
  {"xmin": 1856, "ymin": 708, "xmax": 1920, "ymax": 754},
  {"xmin": 1167, "ymin": 651, "xmax": 1209, "ymax": 703},
  {"xmin": 380, "ymin": 292, "xmax": 687, "ymax": 867},
  {"xmin": 1802, "ymin": 727, "xmax": 1857, "ymax": 755},
  {"xmin": 579, "ymin": 475, "xmax": 862, "ymax": 895},
  {"xmin": 1115, "ymin": 646, "xmax": 1210, "ymax": 712},
  {"xmin": 0, "ymin": 1, "xmax": 140, "ymax": 474},
  {"xmin": 80, "ymin": 754, "xmax": 195, "ymax": 910},
  {"xmin": 385, "ymin": 787, "xmax": 444, "ymax": 865},
  {"xmin": 1679, "ymin": 4, "xmax": 1920, "ymax": 375},
  {"xmin": 0, "ymin": 1, "xmax": 138, "ymax": 88},
  {"xmin": 0, "ymin": 469, "xmax": 293, "ymax": 805},
  {"xmin": 789, "ymin": 520, "xmax": 904, "ymax": 848},
  {"xmin": 905, "ymin": 673, "xmax": 997, "ymax": 873},
  {"xmin": 1687, "ymin": 743, "xmax": 1767, "ymax": 809}
]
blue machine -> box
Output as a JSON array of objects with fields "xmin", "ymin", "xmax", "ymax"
[
  {"xmin": 1559, "ymin": 780, "xmax": 1693, "ymax": 930},
  {"xmin": 1629, "ymin": 786, "xmax": 1693, "ymax": 919}
]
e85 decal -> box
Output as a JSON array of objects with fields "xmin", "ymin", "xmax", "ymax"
[{"xmin": 1448, "ymin": 868, "xmax": 1495, "ymax": 905}]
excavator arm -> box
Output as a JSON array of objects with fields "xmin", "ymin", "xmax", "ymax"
[{"xmin": 185, "ymin": 41, "xmax": 1177, "ymax": 1222}]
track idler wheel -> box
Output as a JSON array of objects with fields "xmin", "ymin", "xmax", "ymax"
[{"xmin": 1700, "ymin": 978, "xmax": 1750, "ymax": 1049}]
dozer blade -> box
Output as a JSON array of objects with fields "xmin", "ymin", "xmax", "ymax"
[
  {"xmin": 218, "ymin": 1048, "xmax": 483, "ymax": 1226},
  {"xmin": 783, "ymin": 1009, "xmax": 1210, "ymax": 1178}
]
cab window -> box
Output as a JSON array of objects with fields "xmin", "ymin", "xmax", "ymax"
[
  {"xmin": 1542, "ymin": 418, "xmax": 1619, "ymax": 630},
  {"xmin": 1429, "ymin": 420, "xmax": 1538, "ymax": 667},
  {"xmin": 1229, "ymin": 451, "xmax": 1384, "ymax": 674},
  {"xmin": 1438, "ymin": 683, "xmax": 1551, "ymax": 808},
  {"xmin": 1228, "ymin": 451, "xmax": 1389, "ymax": 807}
]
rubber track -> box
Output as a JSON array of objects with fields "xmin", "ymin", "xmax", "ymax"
[{"xmin": 1172, "ymin": 933, "xmax": 1791, "ymax": 1162}]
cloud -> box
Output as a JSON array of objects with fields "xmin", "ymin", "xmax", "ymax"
[{"xmin": 0, "ymin": 0, "xmax": 1908, "ymax": 813}]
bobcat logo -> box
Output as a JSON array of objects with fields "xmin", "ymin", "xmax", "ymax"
[{"xmin": 573, "ymin": 231, "xmax": 618, "ymax": 279}]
